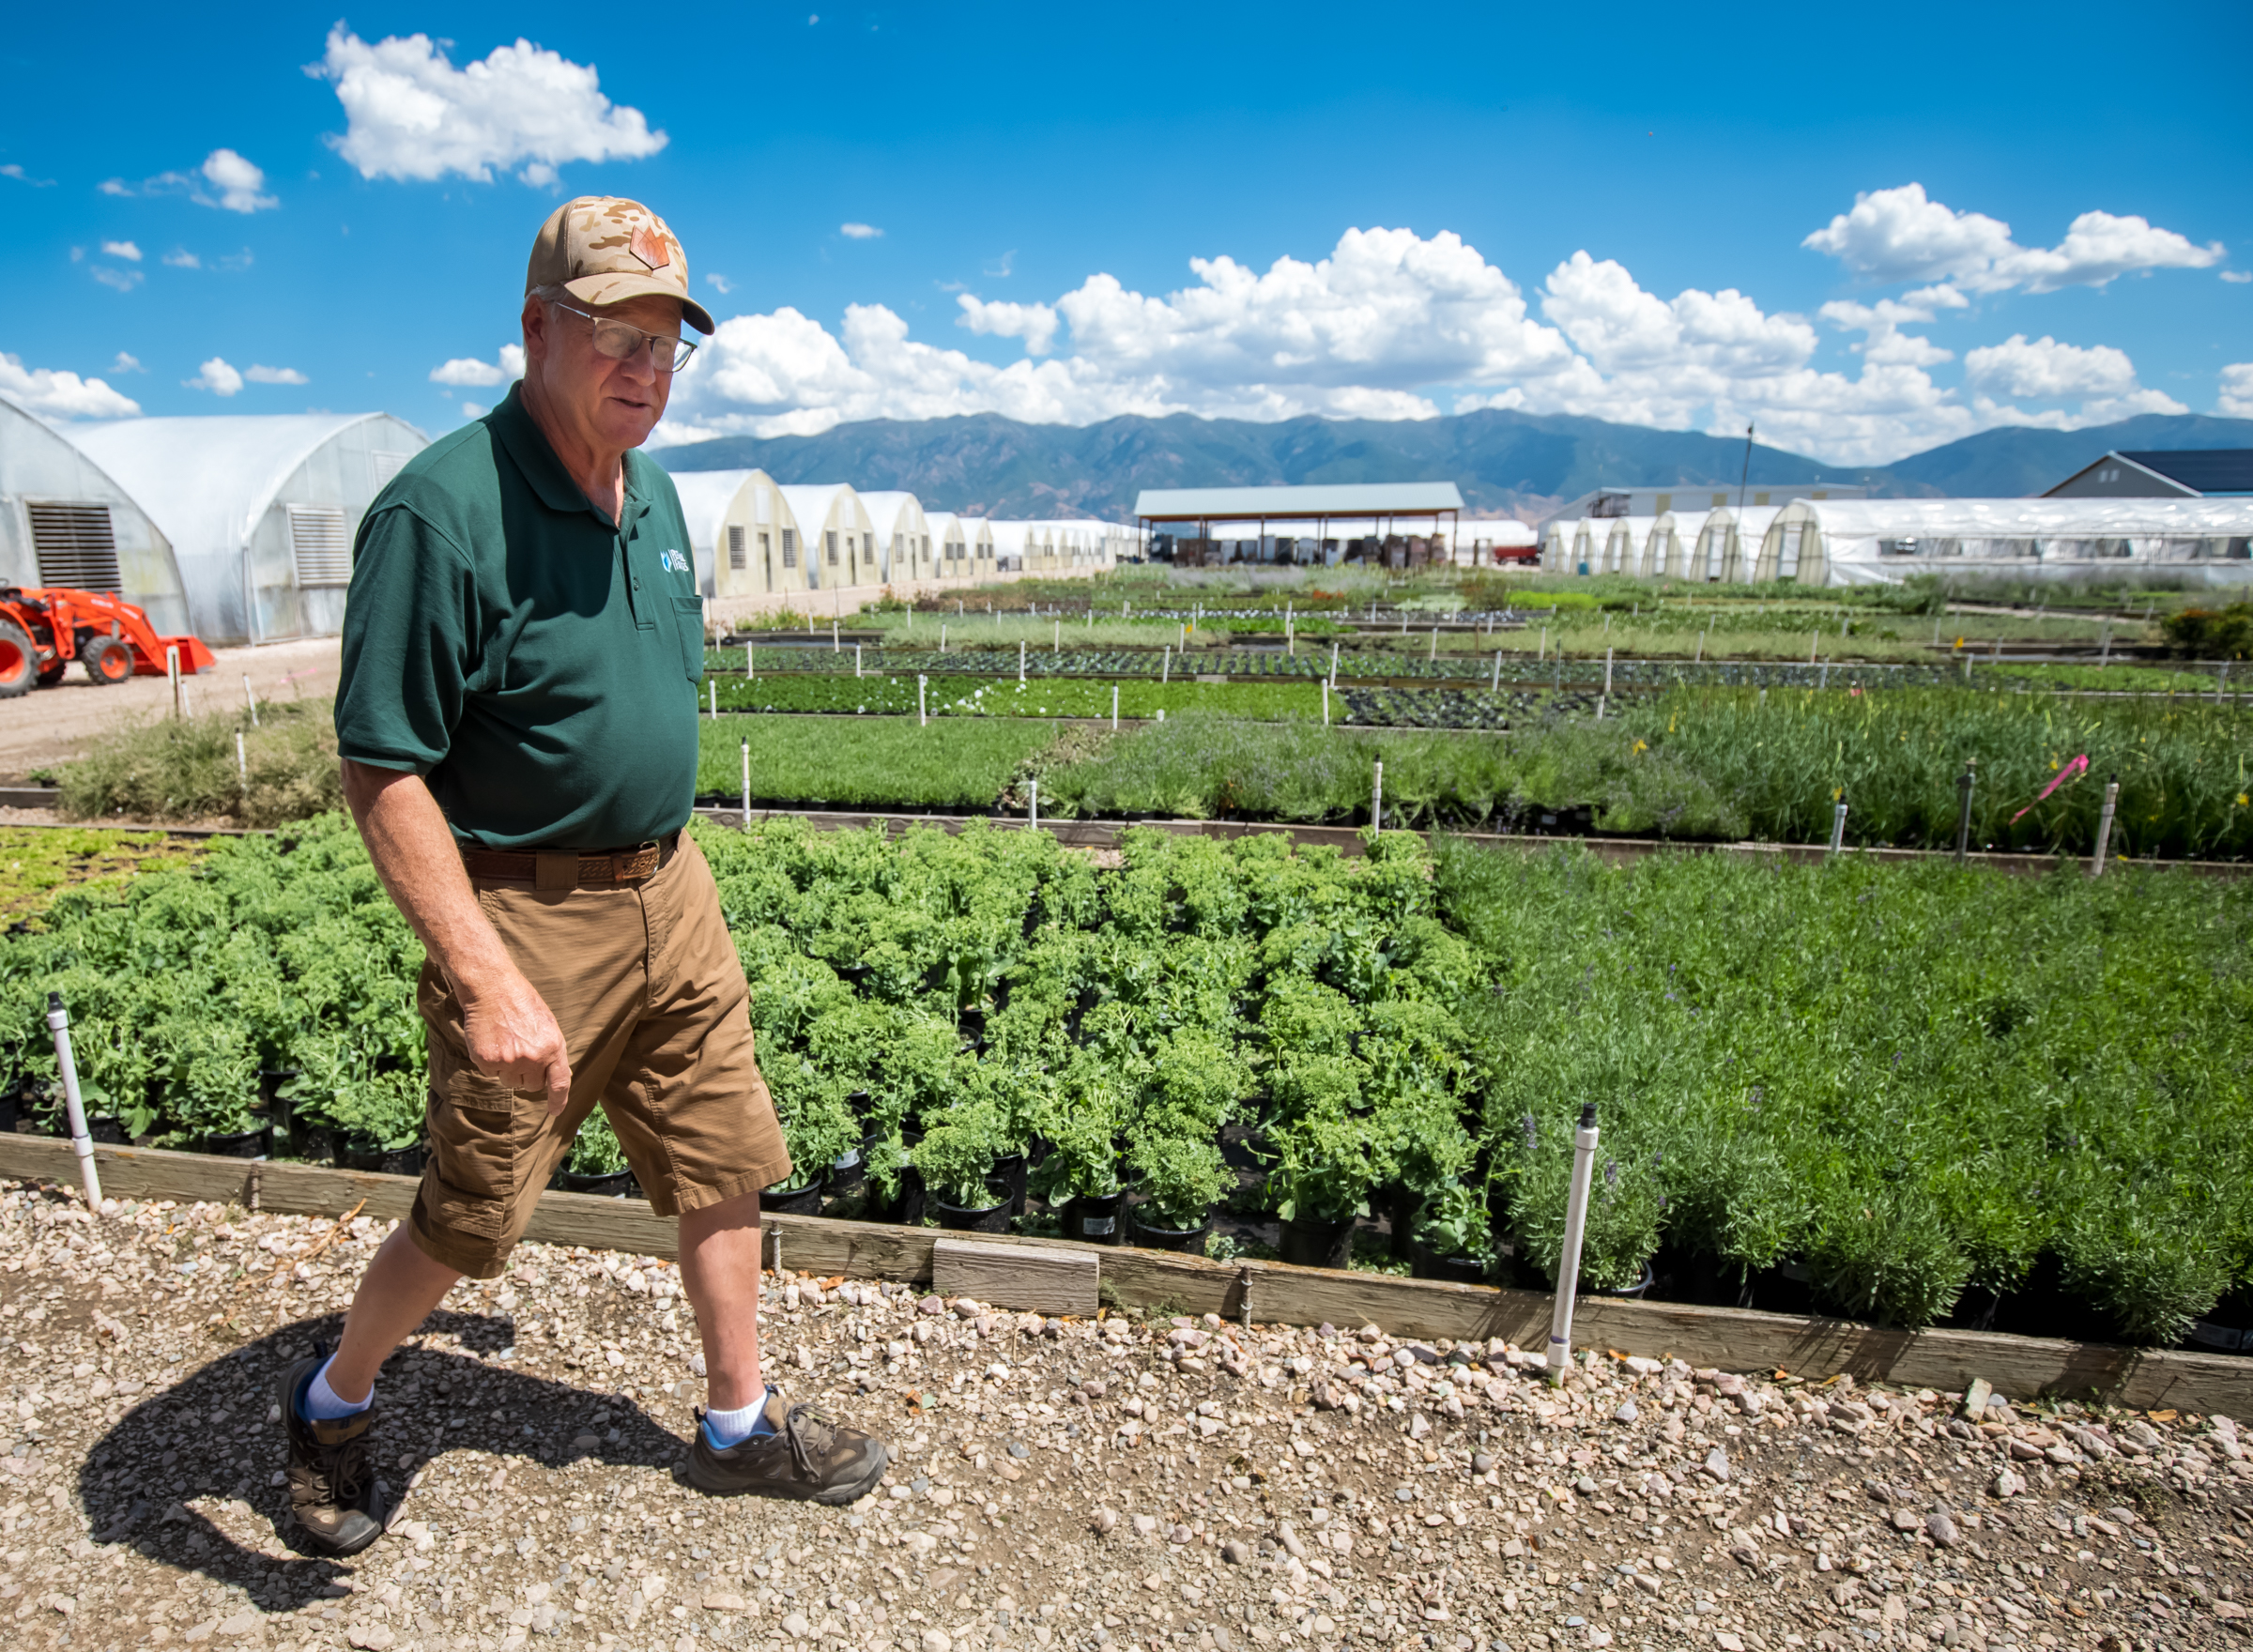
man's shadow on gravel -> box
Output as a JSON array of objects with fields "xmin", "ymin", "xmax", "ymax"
[{"xmin": 77, "ymin": 1309, "xmax": 686, "ymax": 1614}]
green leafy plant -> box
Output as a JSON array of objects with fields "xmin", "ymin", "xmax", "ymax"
[{"xmin": 1415, "ymin": 1179, "xmax": 1497, "ymax": 1265}]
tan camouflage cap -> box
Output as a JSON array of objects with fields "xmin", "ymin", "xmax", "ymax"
[{"xmin": 526, "ymin": 196, "xmax": 715, "ymax": 336}]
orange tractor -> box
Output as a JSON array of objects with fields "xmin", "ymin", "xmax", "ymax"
[{"xmin": 0, "ymin": 587, "xmax": 215, "ymax": 697}]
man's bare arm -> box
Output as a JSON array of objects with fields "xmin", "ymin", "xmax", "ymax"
[{"xmin": 341, "ymin": 758, "xmax": 573, "ymax": 1110}]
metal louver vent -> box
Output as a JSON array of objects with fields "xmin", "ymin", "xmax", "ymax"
[
  {"xmin": 288, "ymin": 505, "xmax": 353, "ymax": 587},
  {"xmin": 26, "ymin": 501, "xmax": 123, "ymax": 592},
  {"xmin": 370, "ymin": 451, "xmax": 408, "ymax": 491},
  {"xmin": 728, "ymin": 526, "xmax": 747, "ymax": 570}
]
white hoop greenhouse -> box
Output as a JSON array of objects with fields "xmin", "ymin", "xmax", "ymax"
[
  {"xmin": 1758, "ymin": 498, "xmax": 2253, "ymax": 589},
  {"xmin": 0, "ymin": 390, "xmax": 194, "ymax": 635},
  {"xmin": 67, "ymin": 412, "xmax": 427, "ymax": 645}
]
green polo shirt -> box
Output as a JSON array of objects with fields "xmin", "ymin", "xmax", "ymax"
[{"xmin": 335, "ymin": 384, "xmax": 704, "ymax": 850}]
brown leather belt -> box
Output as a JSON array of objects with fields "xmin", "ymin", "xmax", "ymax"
[{"xmin": 461, "ymin": 833, "xmax": 679, "ymax": 890}]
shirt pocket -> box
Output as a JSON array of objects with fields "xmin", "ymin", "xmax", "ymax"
[{"xmin": 671, "ymin": 593, "xmax": 706, "ymax": 681}]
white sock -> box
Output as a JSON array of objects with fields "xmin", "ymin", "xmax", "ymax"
[
  {"xmin": 702, "ymin": 1385, "xmax": 777, "ymax": 1448},
  {"xmin": 302, "ymin": 1355, "xmax": 374, "ymax": 1421}
]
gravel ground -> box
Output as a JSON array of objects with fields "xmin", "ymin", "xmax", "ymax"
[{"xmin": 4, "ymin": 1181, "xmax": 2250, "ymax": 1652}]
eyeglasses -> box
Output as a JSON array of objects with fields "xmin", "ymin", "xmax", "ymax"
[{"xmin": 547, "ymin": 299, "xmax": 697, "ymax": 372}]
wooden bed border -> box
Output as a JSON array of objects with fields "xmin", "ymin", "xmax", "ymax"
[{"xmin": 5, "ymin": 1135, "xmax": 2242, "ymax": 1415}]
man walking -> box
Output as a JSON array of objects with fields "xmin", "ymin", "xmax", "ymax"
[{"xmin": 284, "ymin": 197, "xmax": 887, "ymax": 1556}]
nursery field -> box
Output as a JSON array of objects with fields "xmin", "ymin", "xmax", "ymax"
[{"xmin": 2, "ymin": 814, "xmax": 2245, "ymax": 1352}]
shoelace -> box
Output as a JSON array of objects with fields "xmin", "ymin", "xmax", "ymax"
[{"xmin": 780, "ymin": 1403, "xmax": 838, "ymax": 1481}]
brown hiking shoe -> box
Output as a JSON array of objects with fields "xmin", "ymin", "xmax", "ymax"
[
  {"xmin": 274, "ymin": 1352, "xmax": 384, "ymax": 1554},
  {"xmin": 685, "ymin": 1388, "xmax": 889, "ymax": 1504}
]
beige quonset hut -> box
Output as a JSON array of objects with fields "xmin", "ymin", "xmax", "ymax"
[
  {"xmin": 781, "ymin": 486, "xmax": 879, "ymax": 591},
  {"xmin": 667, "ymin": 468, "xmax": 811, "ymax": 599},
  {"xmin": 1642, "ymin": 510, "xmax": 1708, "ymax": 578},
  {"xmin": 1538, "ymin": 518, "xmax": 1578, "ymax": 573},
  {"xmin": 1757, "ymin": 497, "xmax": 2253, "ymax": 589},
  {"xmin": 0, "ymin": 391, "xmax": 194, "ymax": 635},
  {"xmin": 958, "ymin": 517, "xmax": 997, "ymax": 579},
  {"xmin": 1602, "ymin": 516, "xmax": 1654, "ymax": 576},
  {"xmin": 1689, "ymin": 506, "xmax": 1781, "ymax": 584},
  {"xmin": 925, "ymin": 512, "xmax": 969, "ymax": 577},
  {"xmin": 68, "ymin": 411, "xmax": 427, "ymax": 645},
  {"xmin": 858, "ymin": 492, "xmax": 930, "ymax": 585}
]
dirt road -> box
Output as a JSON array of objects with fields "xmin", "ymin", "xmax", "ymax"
[
  {"xmin": 0, "ymin": 637, "xmax": 341, "ymax": 780},
  {"xmin": 1, "ymin": 1181, "xmax": 2245, "ymax": 1652}
]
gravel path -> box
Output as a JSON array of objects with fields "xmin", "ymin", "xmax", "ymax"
[{"xmin": 4, "ymin": 1182, "xmax": 2248, "ymax": 1652}]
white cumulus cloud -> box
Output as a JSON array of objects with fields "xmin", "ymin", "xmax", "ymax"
[
  {"xmin": 0, "ymin": 353, "xmax": 141, "ymax": 419},
  {"xmin": 100, "ymin": 240, "xmax": 142, "ymax": 262},
  {"xmin": 428, "ymin": 344, "xmax": 527, "ymax": 388},
  {"xmin": 839, "ymin": 222, "xmax": 882, "ymax": 240},
  {"xmin": 2220, "ymin": 364, "xmax": 2253, "ymax": 419},
  {"xmin": 185, "ymin": 357, "xmax": 243, "ymax": 396},
  {"xmin": 90, "ymin": 267, "xmax": 143, "ymax": 293},
  {"xmin": 163, "ymin": 249, "xmax": 200, "ymax": 269},
  {"xmin": 196, "ymin": 149, "xmax": 277, "ymax": 213},
  {"xmin": 245, "ymin": 364, "xmax": 309, "ymax": 386},
  {"xmin": 1805, "ymin": 183, "xmax": 2221, "ymax": 294},
  {"xmin": 313, "ymin": 26, "xmax": 667, "ymax": 186},
  {"xmin": 652, "ymin": 220, "xmax": 2220, "ymax": 467},
  {"xmin": 956, "ymin": 297, "xmax": 1059, "ymax": 356}
]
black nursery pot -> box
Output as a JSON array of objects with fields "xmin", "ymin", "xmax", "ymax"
[
  {"xmin": 203, "ymin": 1123, "xmax": 273, "ymax": 1160},
  {"xmin": 336, "ymin": 1136, "xmax": 427, "ymax": 1177},
  {"xmin": 1060, "ymin": 1189, "xmax": 1127, "ymax": 1247},
  {"xmin": 556, "ymin": 1169, "xmax": 641, "ymax": 1200},
  {"xmin": 290, "ymin": 1122, "xmax": 335, "ymax": 1166},
  {"xmin": 1280, "ymin": 1215, "xmax": 1356, "ymax": 1271},
  {"xmin": 1587, "ymin": 1262, "xmax": 1657, "ymax": 1300},
  {"xmin": 759, "ymin": 1173, "xmax": 830, "ymax": 1216},
  {"xmin": 53, "ymin": 1111, "xmax": 127, "ymax": 1145},
  {"xmin": 1128, "ymin": 1205, "xmax": 1211, "ymax": 1254},
  {"xmin": 1409, "ymin": 1240, "xmax": 1490, "ymax": 1285},
  {"xmin": 0, "ymin": 1091, "xmax": 18, "ymax": 1135},
  {"xmin": 991, "ymin": 1152, "xmax": 1029, "ymax": 1216},
  {"xmin": 828, "ymin": 1137, "xmax": 870, "ymax": 1200},
  {"xmin": 934, "ymin": 1193, "xmax": 1013, "ymax": 1234}
]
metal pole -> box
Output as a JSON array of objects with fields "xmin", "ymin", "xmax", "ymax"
[
  {"xmin": 1603, "ymin": 648, "xmax": 1614, "ymax": 697},
  {"xmin": 1954, "ymin": 762, "xmax": 1976, "ymax": 864},
  {"xmin": 167, "ymin": 645, "xmax": 181, "ymax": 719},
  {"xmin": 242, "ymin": 674, "xmax": 258, "ymax": 727},
  {"xmin": 1161, "ymin": 646, "xmax": 1171, "ymax": 685},
  {"xmin": 46, "ymin": 993, "xmax": 100, "ymax": 1208},
  {"xmin": 855, "ymin": 644, "xmax": 863, "ymax": 680},
  {"xmin": 2092, "ymin": 777, "xmax": 2119, "ymax": 877},
  {"xmin": 1329, "ymin": 639, "xmax": 1340, "ymax": 687},
  {"xmin": 1019, "ymin": 640, "xmax": 1026, "ymax": 684},
  {"xmin": 1111, "ymin": 684, "xmax": 1119, "ymax": 730},
  {"xmin": 741, "ymin": 741, "xmax": 751, "ymax": 831},
  {"xmin": 1029, "ymin": 779, "xmax": 1038, "ymax": 834},
  {"xmin": 940, "ymin": 622, "xmax": 947, "ymax": 652},
  {"xmin": 832, "ymin": 620, "xmax": 839, "ymax": 653},
  {"xmin": 1429, "ymin": 625, "xmax": 1437, "ymax": 662},
  {"xmin": 1322, "ymin": 680, "xmax": 1330, "ymax": 727},
  {"xmin": 1371, "ymin": 759, "xmax": 1384, "ymax": 835},
  {"xmin": 918, "ymin": 675, "xmax": 928, "ymax": 727},
  {"xmin": 708, "ymin": 679, "xmax": 716, "ymax": 719},
  {"xmin": 236, "ymin": 731, "xmax": 248, "ymax": 788},
  {"xmin": 1492, "ymin": 650, "xmax": 1501, "ymax": 693},
  {"xmin": 1829, "ymin": 798, "xmax": 1848, "ymax": 856},
  {"xmin": 1054, "ymin": 620, "xmax": 1060, "ymax": 655},
  {"xmin": 1547, "ymin": 1101, "xmax": 1600, "ymax": 1385}
]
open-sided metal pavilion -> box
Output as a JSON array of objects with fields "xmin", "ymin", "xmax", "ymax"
[{"xmin": 1133, "ymin": 482, "xmax": 1464, "ymax": 559}]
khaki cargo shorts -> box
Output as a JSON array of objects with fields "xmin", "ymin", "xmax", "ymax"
[{"xmin": 406, "ymin": 831, "xmax": 792, "ymax": 1278}]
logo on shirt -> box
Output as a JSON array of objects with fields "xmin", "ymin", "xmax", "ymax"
[{"xmin": 659, "ymin": 549, "xmax": 690, "ymax": 574}]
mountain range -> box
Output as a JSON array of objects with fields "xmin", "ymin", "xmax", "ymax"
[{"xmin": 654, "ymin": 409, "xmax": 2253, "ymax": 523}]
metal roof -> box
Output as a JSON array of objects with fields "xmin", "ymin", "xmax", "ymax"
[
  {"xmin": 2118, "ymin": 451, "xmax": 2253, "ymax": 496},
  {"xmin": 1133, "ymin": 482, "xmax": 1464, "ymax": 519}
]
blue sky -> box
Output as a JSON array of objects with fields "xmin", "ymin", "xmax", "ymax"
[{"xmin": 4, "ymin": 1, "xmax": 2249, "ymax": 465}]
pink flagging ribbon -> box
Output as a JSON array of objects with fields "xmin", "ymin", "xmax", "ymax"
[{"xmin": 2012, "ymin": 753, "xmax": 2090, "ymax": 823}]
